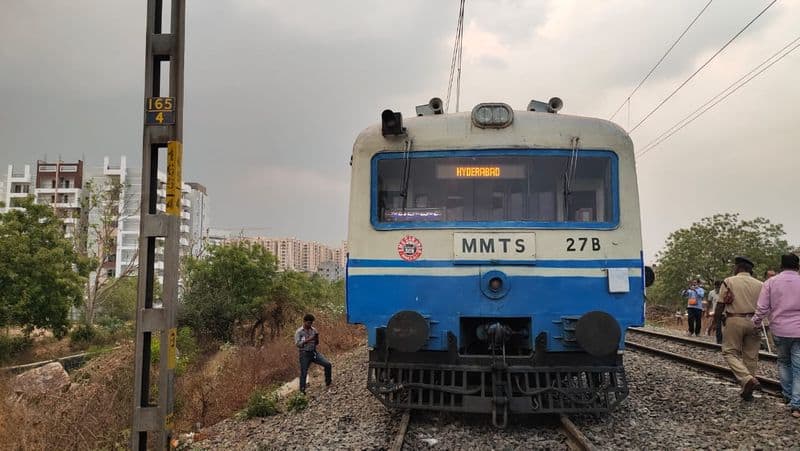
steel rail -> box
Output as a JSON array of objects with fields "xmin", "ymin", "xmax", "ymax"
[
  {"xmin": 390, "ymin": 410, "xmax": 411, "ymax": 451},
  {"xmin": 625, "ymin": 341, "xmax": 782, "ymax": 397},
  {"xmin": 560, "ymin": 415, "xmax": 596, "ymax": 451},
  {"xmin": 628, "ymin": 327, "xmax": 777, "ymax": 362}
]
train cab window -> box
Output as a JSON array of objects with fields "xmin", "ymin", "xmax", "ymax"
[{"xmin": 375, "ymin": 151, "xmax": 616, "ymax": 227}]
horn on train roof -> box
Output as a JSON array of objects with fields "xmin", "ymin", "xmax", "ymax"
[
  {"xmin": 415, "ymin": 97, "xmax": 444, "ymax": 116},
  {"xmin": 527, "ymin": 97, "xmax": 563, "ymax": 113}
]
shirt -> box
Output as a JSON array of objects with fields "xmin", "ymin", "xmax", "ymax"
[
  {"xmin": 753, "ymin": 270, "xmax": 800, "ymax": 338},
  {"xmin": 719, "ymin": 272, "xmax": 763, "ymax": 315},
  {"xmin": 294, "ymin": 326, "xmax": 319, "ymax": 352},
  {"xmin": 682, "ymin": 287, "xmax": 705, "ymax": 310},
  {"xmin": 708, "ymin": 289, "xmax": 720, "ymax": 313}
]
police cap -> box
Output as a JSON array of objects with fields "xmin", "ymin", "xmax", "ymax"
[{"xmin": 734, "ymin": 256, "xmax": 754, "ymax": 267}]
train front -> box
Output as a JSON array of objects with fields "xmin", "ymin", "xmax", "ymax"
[{"xmin": 346, "ymin": 100, "xmax": 647, "ymax": 426}]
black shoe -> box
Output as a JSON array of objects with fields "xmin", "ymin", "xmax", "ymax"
[
  {"xmin": 741, "ymin": 378, "xmax": 756, "ymax": 401},
  {"xmin": 325, "ymin": 381, "xmax": 332, "ymax": 387}
]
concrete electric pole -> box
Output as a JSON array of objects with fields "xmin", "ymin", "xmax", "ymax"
[{"xmin": 131, "ymin": 0, "xmax": 185, "ymax": 449}]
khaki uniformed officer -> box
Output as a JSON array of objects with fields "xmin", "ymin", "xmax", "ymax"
[{"xmin": 718, "ymin": 256, "xmax": 764, "ymax": 400}]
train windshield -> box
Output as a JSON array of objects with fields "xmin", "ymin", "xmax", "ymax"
[{"xmin": 375, "ymin": 151, "xmax": 616, "ymax": 225}]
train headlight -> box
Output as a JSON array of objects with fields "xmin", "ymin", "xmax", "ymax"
[{"xmin": 471, "ymin": 103, "xmax": 513, "ymax": 129}]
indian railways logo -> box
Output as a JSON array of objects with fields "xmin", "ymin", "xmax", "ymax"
[{"xmin": 397, "ymin": 235, "xmax": 423, "ymax": 262}]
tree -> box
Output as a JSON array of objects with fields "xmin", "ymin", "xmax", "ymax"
[
  {"xmin": 650, "ymin": 213, "xmax": 792, "ymax": 308},
  {"xmin": 179, "ymin": 242, "xmax": 277, "ymax": 342},
  {"xmin": 0, "ymin": 198, "xmax": 85, "ymax": 337},
  {"xmin": 76, "ymin": 178, "xmax": 139, "ymax": 327}
]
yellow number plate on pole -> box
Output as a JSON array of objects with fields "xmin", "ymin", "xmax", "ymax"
[
  {"xmin": 167, "ymin": 327, "xmax": 177, "ymax": 370},
  {"xmin": 166, "ymin": 141, "xmax": 183, "ymax": 216}
]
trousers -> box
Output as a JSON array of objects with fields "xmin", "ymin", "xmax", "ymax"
[
  {"xmin": 722, "ymin": 316, "xmax": 761, "ymax": 387},
  {"xmin": 773, "ymin": 336, "xmax": 800, "ymax": 410},
  {"xmin": 687, "ymin": 308, "xmax": 703, "ymax": 335},
  {"xmin": 299, "ymin": 350, "xmax": 332, "ymax": 392}
]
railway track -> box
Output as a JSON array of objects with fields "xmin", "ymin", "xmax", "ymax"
[
  {"xmin": 389, "ymin": 410, "xmax": 596, "ymax": 450},
  {"xmin": 628, "ymin": 327, "xmax": 777, "ymax": 362},
  {"xmin": 625, "ymin": 340, "xmax": 782, "ymax": 397}
]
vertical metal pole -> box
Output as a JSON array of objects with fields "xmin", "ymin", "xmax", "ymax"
[{"xmin": 131, "ymin": 1, "xmax": 185, "ymax": 449}]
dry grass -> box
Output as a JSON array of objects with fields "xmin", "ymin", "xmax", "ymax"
[
  {"xmin": 0, "ymin": 343, "xmax": 135, "ymax": 450},
  {"xmin": 0, "ymin": 313, "xmax": 364, "ymax": 448},
  {"xmin": 175, "ymin": 313, "xmax": 363, "ymax": 430}
]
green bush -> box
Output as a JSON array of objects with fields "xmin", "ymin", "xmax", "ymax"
[
  {"xmin": 245, "ymin": 387, "xmax": 279, "ymax": 418},
  {"xmin": 70, "ymin": 324, "xmax": 97, "ymax": 344},
  {"xmin": 148, "ymin": 327, "xmax": 199, "ymax": 375},
  {"xmin": 286, "ymin": 391, "xmax": 308, "ymax": 412},
  {"xmin": 0, "ymin": 335, "xmax": 32, "ymax": 364}
]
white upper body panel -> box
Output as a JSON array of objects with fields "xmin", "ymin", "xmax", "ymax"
[{"xmin": 347, "ymin": 108, "xmax": 642, "ymax": 263}]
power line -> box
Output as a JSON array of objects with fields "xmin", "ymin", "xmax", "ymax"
[
  {"xmin": 636, "ymin": 36, "xmax": 800, "ymax": 159},
  {"xmin": 608, "ymin": 0, "xmax": 713, "ymax": 121},
  {"xmin": 629, "ymin": 0, "xmax": 777, "ymax": 133},
  {"xmin": 445, "ymin": 0, "xmax": 466, "ymax": 113},
  {"xmin": 637, "ymin": 34, "xmax": 800, "ymax": 157}
]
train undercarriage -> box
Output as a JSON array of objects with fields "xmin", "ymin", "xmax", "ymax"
[{"xmin": 367, "ymin": 329, "xmax": 628, "ymax": 428}]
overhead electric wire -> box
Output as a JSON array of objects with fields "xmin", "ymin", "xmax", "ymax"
[
  {"xmin": 454, "ymin": 1, "xmax": 465, "ymax": 113},
  {"xmin": 608, "ymin": 0, "xmax": 714, "ymax": 121},
  {"xmin": 445, "ymin": 0, "xmax": 466, "ymax": 113},
  {"xmin": 629, "ymin": 0, "xmax": 777, "ymax": 133},
  {"xmin": 637, "ymin": 34, "xmax": 800, "ymax": 157},
  {"xmin": 636, "ymin": 35, "xmax": 800, "ymax": 159}
]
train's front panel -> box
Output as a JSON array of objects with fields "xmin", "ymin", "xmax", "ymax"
[{"xmin": 345, "ymin": 108, "xmax": 644, "ymax": 419}]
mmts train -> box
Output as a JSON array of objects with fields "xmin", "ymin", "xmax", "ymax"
[{"xmin": 346, "ymin": 97, "xmax": 654, "ymax": 426}]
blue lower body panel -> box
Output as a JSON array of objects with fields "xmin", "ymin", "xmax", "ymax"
[{"xmin": 347, "ymin": 273, "xmax": 645, "ymax": 352}]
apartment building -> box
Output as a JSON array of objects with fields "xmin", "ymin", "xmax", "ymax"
[
  {"xmin": 34, "ymin": 160, "xmax": 84, "ymax": 238},
  {"xmin": 1, "ymin": 156, "xmax": 208, "ymax": 281},
  {"xmin": 3, "ymin": 164, "xmax": 33, "ymax": 211},
  {"xmin": 185, "ymin": 182, "xmax": 209, "ymax": 257},
  {"xmin": 241, "ymin": 237, "xmax": 347, "ymax": 274}
]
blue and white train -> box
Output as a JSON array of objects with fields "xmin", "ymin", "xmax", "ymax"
[{"xmin": 346, "ymin": 97, "xmax": 653, "ymax": 426}]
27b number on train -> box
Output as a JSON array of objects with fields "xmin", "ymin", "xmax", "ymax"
[{"xmin": 566, "ymin": 237, "xmax": 600, "ymax": 252}]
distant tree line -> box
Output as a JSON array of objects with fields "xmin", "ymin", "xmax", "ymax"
[
  {"xmin": 649, "ymin": 213, "xmax": 793, "ymax": 309},
  {"xmin": 0, "ymin": 198, "xmax": 344, "ymax": 350}
]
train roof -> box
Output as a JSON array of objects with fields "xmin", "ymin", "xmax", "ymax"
[{"xmin": 352, "ymin": 108, "xmax": 633, "ymax": 157}]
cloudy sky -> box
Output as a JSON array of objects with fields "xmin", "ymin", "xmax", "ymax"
[{"xmin": 1, "ymin": 0, "xmax": 798, "ymax": 260}]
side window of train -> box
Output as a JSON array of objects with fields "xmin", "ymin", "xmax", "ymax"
[{"xmin": 565, "ymin": 237, "xmax": 601, "ymax": 252}]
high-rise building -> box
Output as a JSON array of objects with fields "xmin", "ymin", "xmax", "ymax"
[
  {"xmin": 236, "ymin": 237, "xmax": 347, "ymax": 273},
  {"xmin": 2, "ymin": 156, "xmax": 209, "ymax": 287},
  {"xmin": 3, "ymin": 164, "xmax": 33, "ymax": 211},
  {"xmin": 185, "ymin": 182, "xmax": 209, "ymax": 257},
  {"xmin": 83, "ymin": 156, "xmax": 141, "ymax": 278}
]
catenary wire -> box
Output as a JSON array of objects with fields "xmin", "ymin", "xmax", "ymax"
[
  {"xmin": 629, "ymin": 0, "xmax": 777, "ymax": 133},
  {"xmin": 637, "ymin": 34, "xmax": 800, "ymax": 157},
  {"xmin": 608, "ymin": 0, "xmax": 713, "ymax": 121},
  {"xmin": 636, "ymin": 37, "xmax": 800, "ymax": 159},
  {"xmin": 455, "ymin": 0, "xmax": 465, "ymax": 112},
  {"xmin": 446, "ymin": 0, "xmax": 466, "ymax": 113}
]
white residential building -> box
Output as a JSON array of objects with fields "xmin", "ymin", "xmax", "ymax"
[
  {"xmin": 3, "ymin": 164, "xmax": 34, "ymax": 211},
  {"xmin": 84, "ymin": 156, "xmax": 141, "ymax": 278},
  {"xmin": 317, "ymin": 260, "xmax": 345, "ymax": 281},
  {"xmin": 185, "ymin": 182, "xmax": 209, "ymax": 257}
]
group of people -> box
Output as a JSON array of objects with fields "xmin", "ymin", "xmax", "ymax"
[{"xmin": 683, "ymin": 255, "xmax": 800, "ymax": 419}]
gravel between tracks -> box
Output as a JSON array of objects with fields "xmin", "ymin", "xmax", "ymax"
[
  {"xmin": 402, "ymin": 412, "xmax": 569, "ymax": 450},
  {"xmin": 628, "ymin": 327, "xmax": 779, "ymax": 381},
  {"xmin": 197, "ymin": 343, "xmax": 799, "ymax": 450},
  {"xmin": 574, "ymin": 350, "xmax": 799, "ymax": 449}
]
